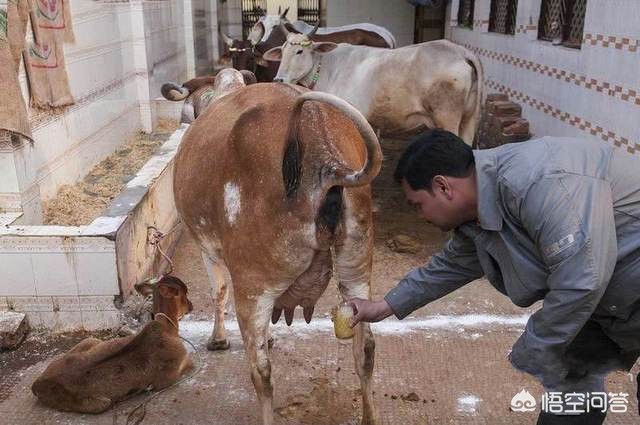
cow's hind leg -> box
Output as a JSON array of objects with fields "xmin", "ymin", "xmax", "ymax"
[
  {"xmin": 334, "ymin": 189, "xmax": 379, "ymax": 425},
  {"xmin": 236, "ymin": 288, "xmax": 279, "ymax": 425},
  {"xmin": 458, "ymin": 107, "xmax": 480, "ymax": 147},
  {"xmin": 201, "ymin": 253, "xmax": 230, "ymax": 350}
]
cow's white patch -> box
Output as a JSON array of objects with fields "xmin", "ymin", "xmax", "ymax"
[
  {"xmin": 457, "ymin": 394, "xmax": 481, "ymax": 413},
  {"xmin": 199, "ymin": 217, "xmax": 207, "ymax": 226},
  {"xmin": 224, "ymin": 182, "xmax": 241, "ymax": 225}
]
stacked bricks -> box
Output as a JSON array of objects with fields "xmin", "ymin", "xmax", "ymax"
[{"xmin": 478, "ymin": 93, "xmax": 531, "ymax": 149}]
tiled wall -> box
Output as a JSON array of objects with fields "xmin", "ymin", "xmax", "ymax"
[
  {"xmin": 0, "ymin": 233, "xmax": 120, "ymax": 331},
  {"xmin": 0, "ymin": 126, "xmax": 187, "ymax": 331},
  {"xmin": 2, "ymin": 0, "xmax": 210, "ymax": 224},
  {"xmin": 447, "ymin": 0, "xmax": 640, "ymax": 155},
  {"xmin": 325, "ymin": 0, "xmax": 415, "ymax": 47}
]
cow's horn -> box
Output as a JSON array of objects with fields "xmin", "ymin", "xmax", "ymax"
[
  {"xmin": 307, "ymin": 20, "xmax": 320, "ymax": 37},
  {"xmin": 289, "ymin": 92, "xmax": 382, "ymax": 188},
  {"xmin": 221, "ymin": 32, "xmax": 234, "ymax": 47}
]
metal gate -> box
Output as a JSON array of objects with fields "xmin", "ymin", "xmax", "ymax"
[
  {"xmin": 241, "ymin": 0, "xmax": 267, "ymax": 40},
  {"xmin": 538, "ymin": 0, "xmax": 587, "ymax": 48},
  {"xmin": 297, "ymin": 0, "xmax": 321, "ymax": 25},
  {"xmin": 414, "ymin": 1, "xmax": 447, "ymax": 43}
]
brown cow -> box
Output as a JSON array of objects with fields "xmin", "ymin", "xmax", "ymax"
[
  {"xmin": 161, "ymin": 69, "xmax": 257, "ymax": 123},
  {"xmin": 173, "ymin": 83, "xmax": 383, "ymax": 425},
  {"xmin": 31, "ymin": 276, "xmax": 193, "ymax": 413}
]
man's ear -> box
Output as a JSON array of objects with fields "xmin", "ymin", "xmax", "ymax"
[
  {"xmin": 312, "ymin": 42, "xmax": 338, "ymax": 54},
  {"xmin": 432, "ymin": 175, "xmax": 452, "ymax": 198},
  {"xmin": 263, "ymin": 47, "xmax": 283, "ymax": 62}
]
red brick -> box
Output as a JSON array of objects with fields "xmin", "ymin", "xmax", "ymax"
[
  {"xmin": 485, "ymin": 93, "xmax": 508, "ymax": 103},
  {"xmin": 486, "ymin": 101, "xmax": 522, "ymax": 117}
]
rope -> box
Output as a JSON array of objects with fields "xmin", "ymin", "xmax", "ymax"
[
  {"xmin": 110, "ymin": 221, "xmax": 199, "ymax": 425},
  {"xmin": 147, "ymin": 222, "xmax": 182, "ymax": 275},
  {"xmin": 120, "ymin": 335, "xmax": 202, "ymax": 425}
]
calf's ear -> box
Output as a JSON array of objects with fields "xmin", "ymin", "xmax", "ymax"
[
  {"xmin": 263, "ymin": 47, "xmax": 283, "ymax": 62},
  {"xmin": 313, "ymin": 42, "xmax": 338, "ymax": 54},
  {"xmin": 134, "ymin": 282, "xmax": 154, "ymax": 297}
]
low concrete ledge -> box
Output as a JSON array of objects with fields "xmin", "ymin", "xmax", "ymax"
[{"xmin": 0, "ymin": 125, "xmax": 188, "ymax": 331}]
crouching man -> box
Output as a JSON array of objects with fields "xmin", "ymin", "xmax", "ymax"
[{"xmin": 350, "ymin": 130, "xmax": 640, "ymax": 424}]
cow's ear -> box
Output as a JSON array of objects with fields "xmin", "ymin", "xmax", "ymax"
[
  {"xmin": 313, "ymin": 42, "xmax": 338, "ymax": 54},
  {"xmin": 248, "ymin": 22, "xmax": 264, "ymax": 46},
  {"xmin": 255, "ymin": 56, "xmax": 270, "ymax": 67},
  {"xmin": 219, "ymin": 50, "xmax": 232, "ymax": 64},
  {"xmin": 263, "ymin": 47, "xmax": 283, "ymax": 62}
]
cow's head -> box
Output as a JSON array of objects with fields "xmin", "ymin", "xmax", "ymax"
[
  {"xmin": 264, "ymin": 32, "xmax": 337, "ymax": 84},
  {"xmin": 248, "ymin": 6, "xmax": 289, "ymax": 45},
  {"xmin": 135, "ymin": 275, "xmax": 193, "ymax": 321},
  {"xmin": 220, "ymin": 32, "xmax": 255, "ymax": 72}
]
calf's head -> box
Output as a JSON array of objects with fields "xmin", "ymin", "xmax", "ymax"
[
  {"xmin": 264, "ymin": 33, "xmax": 337, "ymax": 84},
  {"xmin": 135, "ymin": 276, "xmax": 193, "ymax": 322}
]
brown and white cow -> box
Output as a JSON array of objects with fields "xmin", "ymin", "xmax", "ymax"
[
  {"xmin": 161, "ymin": 69, "xmax": 257, "ymax": 123},
  {"xmin": 31, "ymin": 276, "xmax": 193, "ymax": 413},
  {"xmin": 173, "ymin": 82, "xmax": 382, "ymax": 424},
  {"xmin": 264, "ymin": 33, "xmax": 483, "ymax": 144}
]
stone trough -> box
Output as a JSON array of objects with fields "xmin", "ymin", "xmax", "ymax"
[{"xmin": 0, "ymin": 125, "xmax": 188, "ymax": 332}]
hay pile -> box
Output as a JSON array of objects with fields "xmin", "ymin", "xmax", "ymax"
[{"xmin": 43, "ymin": 119, "xmax": 180, "ymax": 226}]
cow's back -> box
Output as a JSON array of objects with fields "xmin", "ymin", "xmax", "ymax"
[{"xmin": 322, "ymin": 40, "xmax": 478, "ymax": 136}]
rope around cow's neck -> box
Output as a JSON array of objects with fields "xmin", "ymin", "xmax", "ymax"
[
  {"xmin": 299, "ymin": 58, "xmax": 321, "ymax": 90},
  {"xmin": 120, "ymin": 335, "xmax": 202, "ymax": 425},
  {"xmin": 154, "ymin": 312, "xmax": 178, "ymax": 331}
]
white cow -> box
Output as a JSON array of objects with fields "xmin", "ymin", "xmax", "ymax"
[
  {"xmin": 248, "ymin": 9, "xmax": 395, "ymax": 48},
  {"xmin": 264, "ymin": 33, "xmax": 483, "ymax": 144}
]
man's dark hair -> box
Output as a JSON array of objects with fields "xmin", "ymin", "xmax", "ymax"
[{"xmin": 394, "ymin": 129, "xmax": 475, "ymax": 192}]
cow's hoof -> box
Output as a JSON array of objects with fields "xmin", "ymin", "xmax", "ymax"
[{"xmin": 207, "ymin": 338, "xmax": 230, "ymax": 351}]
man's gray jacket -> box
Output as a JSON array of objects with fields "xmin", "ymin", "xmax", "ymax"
[{"xmin": 385, "ymin": 137, "xmax": 640, "ymax": 390}]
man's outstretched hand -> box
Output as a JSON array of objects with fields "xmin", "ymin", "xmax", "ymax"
[{"xmin": 346, "ymin": 298, "xmax": 394, "ymax": 327}]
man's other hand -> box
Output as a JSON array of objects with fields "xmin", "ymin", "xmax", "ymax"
[{"xmin": 346, "ymin": 298, "xmax": 394, "ymax": 327}]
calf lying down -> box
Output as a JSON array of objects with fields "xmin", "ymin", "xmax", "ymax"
[{"xmin": 31, "ymin": 276, "xmax": 193, "ymax": 413}]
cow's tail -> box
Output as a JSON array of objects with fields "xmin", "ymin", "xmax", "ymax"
[
  {"xmin": 462, "ymin": 48, "xmax": 483, "ymax": 147},
  {"xmin": 283, "ymin": 92, "xmax": 382, "ymax": 197},
  {"xmin": 161, "ymin": 82, "xmax": 190, "ymax": 101}
]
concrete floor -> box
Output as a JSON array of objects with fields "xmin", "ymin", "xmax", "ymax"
[{"xmin": 1, "ymin": 139, "xmax": 638, "ymax": 424}]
